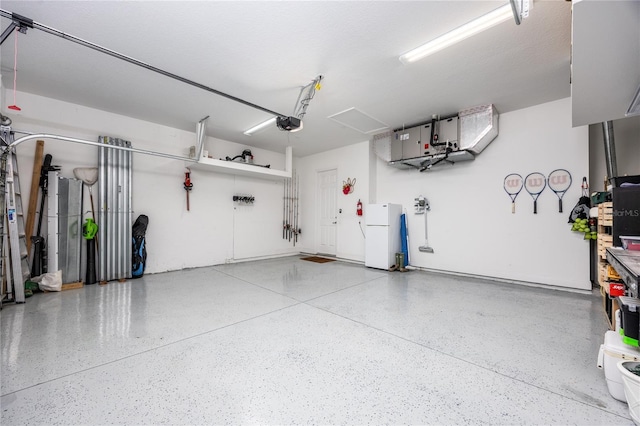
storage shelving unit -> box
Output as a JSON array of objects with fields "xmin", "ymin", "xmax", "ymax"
[
  {"xmin": 598, "ymin": 201, "xmax": 617, "ymax": 328},
  {"xmin": 598, "ymin": 201, "xmax": 614, "ymax": 286},
  {"xmin": 189, "ymin": 146, "xmax": 292, "ymax": 180}
]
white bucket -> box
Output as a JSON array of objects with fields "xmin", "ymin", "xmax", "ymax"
[
  {"xmin": 597, "ymin": 330, "xmax": 640, "ymax": 401},
  {"xmin": 618, "ymin": 361, "xmax": 640, "ymax": 425}
]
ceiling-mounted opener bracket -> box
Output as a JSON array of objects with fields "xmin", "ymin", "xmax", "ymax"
[{"xmin": 0, "ymin": 12, "xmax": 32, "ymax": 46}]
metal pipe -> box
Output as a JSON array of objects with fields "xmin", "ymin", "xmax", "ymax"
[
  {"xmin": 602, "ymin": 121, "xmax": 618, "ymax": 185},
  {"xmin": 126, "ymin": 140, "xmax": 133, "ymax": 278},
  {"xmin": 0, "ymin": 9, "xmax": 287, "ymax": 118},
  {"xmin": 117, "ymin": 141, "xmax": 123, "ymax": 278},
  {"xmin": 0, "ymin": 22, "xmax": 17, "ymax": 45},
  {"xmin": 509, "ymin": 0, "xmax": 522, "ymax": 25},
  {"xmin": 195, "ymin": 116, "xmax": 209, "ymax": 159},
  {"xmin": 10, "ymin": 133, "xmax": 196, "ymax": 162},
  {"xmin": 121, "ymin": 141, "xmax": 127, "ymax": 279},
  {"xmin": 108, "ymin": 142, "xmax": 115, "ymax": 280},
  {"xmin": 295, "ymin": 172, "xmax": 299, "ymax": 245},
  {"xmin": 98, "ymin": 141, "xmax": 106, "ymax": 282}
]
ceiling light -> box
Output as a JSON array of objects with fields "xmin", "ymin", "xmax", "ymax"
[
  {"xmin": 243, "ymin": 117, "xmax": 276, "ymax": 136},
  {"xmin": 399, "ymin": 3, "xmax": 514, "ymax": 64},
  {"xmin": 626, "ymin": 83, "xmax": 640, "ymax": 117}
]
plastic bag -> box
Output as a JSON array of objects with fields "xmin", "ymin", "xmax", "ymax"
[{"xmin": 33, "ymin": 270, "xmax": 63, "ymax": 292}]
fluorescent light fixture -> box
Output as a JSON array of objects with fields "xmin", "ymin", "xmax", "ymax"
[
  {"xmin": 399, "ymin": 3, "xmax": 514, "ymax": 64},
  {"xmin": 243, "ymin": 117, "xmax": 276, "ymax": 136},
  {"xmin": 626, "ymin": 83, "xmax": 640, "ymax": 117}
]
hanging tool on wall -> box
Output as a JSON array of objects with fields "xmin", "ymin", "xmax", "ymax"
[
  {"xmin": 416, "ymin": 196, "xmax": 434, "ymax": 253},
  {"xmin": 233, "ymin": 195, "xmax": 255, "ymax": 204},
  {"xmin": 73, "ymin": 167, "xmax": 99, "ymax": 251},
  {"xmin": 31, "ymin": 153, "xmax": 59, "ymax": 277},
  {"xmin": 294, "ymin": 173, "xmax": 300, "ymax": 245},
  {"xmin": 288, "ymin": 174, "xmax": 293, "ymax": 242},
  {"xmin": 7, "ymin": 26, "xmax": 23, "ymax": 111},
  {"xmin": 282, "ymin": 171, "xmax": 300, "ymax": 246},
  {"xmin": 83, "ymin": 218, "xmax": 98, "ymax": 284},
  {"xmin": 184, "ymin": 168, "xmax": 193, "ymax": 211},
  {"xmin": 283, "ymin": 177, "xmax": 287, "ymax": 239}
]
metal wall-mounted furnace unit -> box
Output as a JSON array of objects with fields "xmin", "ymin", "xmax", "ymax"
[
  {"xmin": 373, "ymin": 104, "xmax": 499, "ymax": 171},
  {"xmin": 459, "ymin": 104, "xmax": 499, "ymax": 155}
]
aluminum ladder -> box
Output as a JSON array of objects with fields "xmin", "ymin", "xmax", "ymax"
[
  {"xmin": 1, "ymin": 128, "xmax": 29, "ymax": 305},
  {"xmin": 0, "ymin": 145, "xmax": 6, "ymax": 307}
]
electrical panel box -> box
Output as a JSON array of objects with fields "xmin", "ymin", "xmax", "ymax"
[
  {"xmin": 421, "ymin": 117, "xmax": 459, "ymax": 156},
  {"xmin": 393, "ymin": 127, "xmax": 421, "ymax": 160},
  {"xmin": 390, "ymin": 139, "xmax": 403, "ymax": 161},
  {"xmin": 392, "ymin": 116, "xmax": 460, "ymax": 161},
  {"xmin": 421, "ymin": 124, "xmax": 432, "ymax": 156},
  {"xmin": 422, "ymin": 123, "xmax": 446, "ymax": 156}
]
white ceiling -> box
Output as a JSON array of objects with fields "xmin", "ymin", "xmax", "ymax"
[{"xmin": 0, "ymin": 1, "xmax": 575, "ymax": 157}]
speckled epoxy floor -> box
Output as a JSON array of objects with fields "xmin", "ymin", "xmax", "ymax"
[{"xmin": 0, "ymin": 256, "xmax": 632, "ymax": 424}]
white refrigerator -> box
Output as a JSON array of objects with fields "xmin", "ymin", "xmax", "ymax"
[{"xmin": 365, "ymin": 203, "xmax": 402, "ymax": 270}]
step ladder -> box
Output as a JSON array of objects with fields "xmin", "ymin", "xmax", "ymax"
[
  {"xmin": 1, "ymin": 145, "xmax": 6, "ymax": 307},
  {"xmin": 1, "ymin": 127, "xmax": 29, "ymax": 304}
]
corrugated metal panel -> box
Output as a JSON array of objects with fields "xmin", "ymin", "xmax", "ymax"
[
  {"xmin": 47, "ymin": 173, "xmax": 83, "ymax": 283},
  {"xmin": 98, "ymin": 137, "xmax": 132, "ymax": 282}
]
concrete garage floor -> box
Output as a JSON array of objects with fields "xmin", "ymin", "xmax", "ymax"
[{"xmin": 0, "ymin": 256, "xmax": 631, "ymax": 424}]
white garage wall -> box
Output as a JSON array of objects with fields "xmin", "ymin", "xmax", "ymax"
[
  {"xmin": 5, "ymin": 92, "xmax": 590, "ymax": 289},
  {"xmin": 3, "ymin": 90, "xmax": 297, "ymax": 275},
  {"xmin": 297, "ymin": 141, "xmax": 370, "ymax": 262},
  {"xmin": 375, "ymin": 98, "xmax": 590, "ymax": 290}
]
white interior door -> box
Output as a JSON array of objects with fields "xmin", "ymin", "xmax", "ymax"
[{"xmin": 318, "ymin": 169, "xmax": 337, "ymax": 255}]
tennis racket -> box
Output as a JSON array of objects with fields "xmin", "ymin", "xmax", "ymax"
[
  {"xmin": 524, "ymin": 172, "xmax": 547, "ymax": 214},
  {"xmin": 503, "ymin": 173, "xmax": 523, "ymax": 213},
  {"xmin": 547, "ymin": 169, "xmax": 572, "ymax": 213}
]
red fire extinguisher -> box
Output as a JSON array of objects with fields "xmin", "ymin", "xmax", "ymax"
[{"xmin": 357, "ymin": 199, "xmax": 363, "ymax": 216}]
